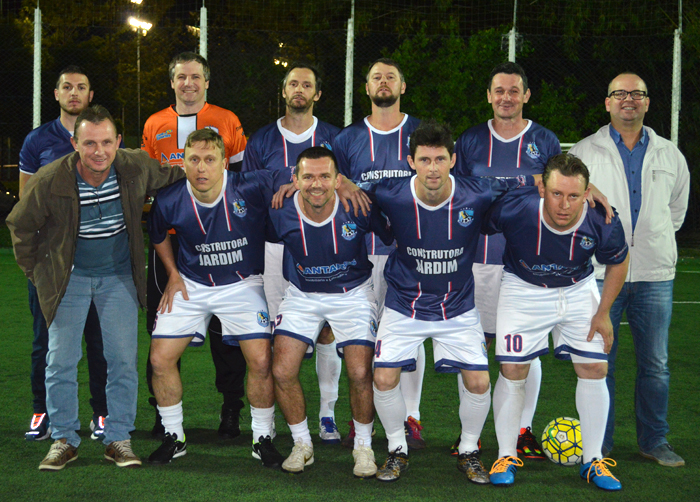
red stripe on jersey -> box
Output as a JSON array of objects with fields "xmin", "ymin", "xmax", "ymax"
[
  {"xmin": 482, "ymin": 234, "xmax": 488, "ymax": 264},
  {"xmin": 488, "ymin": 133, "xmax": 493, "ymax": 167},
  {"xmin": 208, "ymin": 273, "xmax": 215, "ymax": 286},
  {"xmin": 223, "ymin": 191, "xmax": 232, "ymax": 231},
  {"xmin": 297, "ymin": 211, "xmax": 308, "ymax": 256},
  {"xmin": 397, "ymin": 126, "xmax": 403, "ymax": 160},
  {"xmin": 236, "ymin": 271, "xmax": 244, "ymax": 280},
  {"xmin": 441, "ymin": 282, "xmax": 452, "ymax": 320},
  {"xmin": 536, "ymin": 205, "xmax": 542, "ymax": 255},
  {"xmin": 367, "ymin": 126, "xmax": 375, "ymax": 162},
  {"xmin": 517, "ymin": 135, "xmax": 524, "ymax": 168},
  {"xmin": 332, "ymin": 218, "xmax": 338, "ymax": 254},
  {"xmin": 343, "ymin": 286, "xmax": 348, "ymax": 293},
  {"xmin": 414, "ymin": 199, "xmax": 421, "ymax": 239},
  {"xmin": 569, "ymin": 229, "xmax": 578, "ymax": 261},
  {"xmin": 448, "ymin": 196, "xmax": 453, "ymax": 240},
  {"xmin": 312, "ymin": 130, "xmax": 316, "ymax": 146},
  {"xmin": 411, "ymin": 282, "xmax": 422, "ymax": 319},
  {"xmin": 191, "ymin": 196, "xmax": 206, "ymax": 235}
]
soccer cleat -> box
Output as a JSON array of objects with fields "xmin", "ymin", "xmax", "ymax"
[
  {"xmin": 89, "ymin": 414, "xmax": 106, "ymax": 441},
  {"xmin": 352, "ymin": 442, "xmax": 377, "ymax": 478},
  {"xmin": 148, "ymin": 397, "xmax": 165, "ymax": 440},
  {"xmin": 252, "ymin": 435, "xmax": 284, "ymax": 469},
  {"xmin": 319, "ymin": 417, "xmax": 341, "ymax": 444},
  {"xmin": 218, "ymin": 406, "xmax": 241, "ymax": 439},
  {"xmin": 517, "ymin": 427, "xmax": 546, "ymax": 460},
  {"xmin": 376, "ymin": 446, "xmax": 409, "ymax": 482},
  {"xmin": 451, "ymin": 435, "xmax": 481, "ymax": 456},
  {"xmin": 489, "ymin": 456, "xmax": 524, "ymax": 487},
  {"xmin": 639, "ymin": 444, "xmax": 685, "ymax": 467},
  {"xmin": 457, "ymin": 450, "xmax": 490, "ymax": 484},
  {"xmin": 26, "ymin": 412, "xmax": 52, "ymax": 441},
  {"xmin": 148, "ymin": 432, "xmax": 187, "ymax": 465},
  {"xmin": 404, "ymin": 416, "xmax": 426, "ymax": 450},
  {"xmin": 282, "ymin": 440, "xmax": 314, "ymax": 473},
  {"xmin": 104, "ymin": 439, "xmax": 142, "ymax": 468},
  {"xmin": 38, "ymin": 439, "xmax": 78, "ymax": 471},
  {"xmin": 580, "ymin": 458, "xmax": 622, "ymax": 491},
  {"xmin": 341, "ymin": 420, "xmax": 356, "ymax": 448}
]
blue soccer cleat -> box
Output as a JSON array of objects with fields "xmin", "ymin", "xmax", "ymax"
[
  {"xmin": 580, "ymin": 458, "xmax": 622, "ymax": 491},
  {"xmin": 489, "ymin": 456, "xmax": 524, "ymax": 487}
]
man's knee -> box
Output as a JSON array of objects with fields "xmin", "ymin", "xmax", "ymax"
[{"xmin": 373, "ymin": 368, "xmax": 400, "ymax": 392}]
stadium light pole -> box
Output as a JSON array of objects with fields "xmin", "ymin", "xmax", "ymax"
[{"xmin": 128, "ymin": 16, "xmax": 152, "ymax": 137}]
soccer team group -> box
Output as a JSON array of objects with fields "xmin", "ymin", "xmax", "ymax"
[{"xmin": 9, "ymin": 50, "xmax": 689, "ymax": 492}]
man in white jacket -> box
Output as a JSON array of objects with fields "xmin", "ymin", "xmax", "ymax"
[{"xmin": 569, "ymin": 72, "xmax": 689, "ymax": 467}]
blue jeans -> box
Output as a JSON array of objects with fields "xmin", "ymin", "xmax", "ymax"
[
  {"xmin": 597, "ymin": 279, "xmax": 673, "ymax": 453},
  {"xmin": 46, "ymin": 273, "xmax": 139, "ymax": 447}
]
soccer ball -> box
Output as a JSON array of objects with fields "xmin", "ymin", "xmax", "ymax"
[{"xmin": 541, "ymin": 417, "xmax": 583, "ymax": 466}]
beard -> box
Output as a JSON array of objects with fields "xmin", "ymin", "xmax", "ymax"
[
  {"xmin": 286, "ymin": 95, "xmax": 314, "ymax": 113},
  {"xmin": 370, "ymin": 93, "xmax": 399, "ymax": 108}
]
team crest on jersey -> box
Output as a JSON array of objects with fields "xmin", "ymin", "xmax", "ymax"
[
  {"xmin": 204, "ymin": 126, "xmax": 220, "ymax": 134},
  {"xmin": 155, "ymin": 130, "xmax": 172, "ymax": 141},
  {"xmin": 525, "ymin": 142, "xmax": 541, "ymax": 159},
  {"xmin": 231, "ymin": 199, "xmax": 247, "ymax": 217},
  {"xmin": 320, "ymin": 141, "xmax": 333, "ymax": 151},
  {"xmin": 580, "ymin": 236, "xmax": 595, "ymax": 250},
  {"xmin": 457, "ymin": 208, "xmax": 474, "ymax": 227},
  {"xmin": 341, "ymin": 222, "xmax": 357, "ymax": 240},
  {"xmin": 370, "ymin": 319, "xmax": 378, "ymax": 337},
  {"xmin": 257, "ymin": 310, "xmax": 270, "ymax": 327}
]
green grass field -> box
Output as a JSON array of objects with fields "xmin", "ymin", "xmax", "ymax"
[{"xmin": 0, "ymin": 247, "xmax": 698, "ymax": 502}]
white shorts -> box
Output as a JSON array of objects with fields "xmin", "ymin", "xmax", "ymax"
[
  {"xmin": 473, "ymin": 263, "xmax": 503, "ymax": 338},
  {"xmin": 495, "ymin": 272, "xmax": 607, "ymax": 364},
  {"xmin": 374, "ymin": 307, "xmax": 488, "ymax": 373},
  {"xmin": 152, "ymin": 275, "xmax": 272, "ymax": 347},
  {"xmin": 263, "ymin": 242, "xmax": 289, "ymax": 320},
  {"xmin": 273, "ymin": 279, "xmax": 378, "ymax": 358}
]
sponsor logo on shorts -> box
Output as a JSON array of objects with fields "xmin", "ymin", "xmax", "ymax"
[
  {"xmin": 525, "ymin": 142, "xmax": 540, "ymax": 159},
  {"xmin": 257, "ymin": 310, "xmax": 270, "ymax": 327},
  {"xmin": 580, "ymin": 236, "xmax": 595, "ymax": 250},
  {"xmin": 370, "ymin": 319, "xmax": 378, "ymax": 337},
  {"xmin": 341, "ymin": 222, "xmax": 357, "ymax": 240},
  {"xmin": 156, "ymin": 130, "xmax": 172, "ymax": 141},
  {"xmin": 457, "ymin": 208, "xmax": 474, "ymax": 227},
  {"xmin": 232, "ymin": 199, "xmax": 247, "ymax": 217}
]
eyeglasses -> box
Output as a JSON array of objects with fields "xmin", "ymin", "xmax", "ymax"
[{"xmin": 608, "ymin": 90, "xmax": 648, "ymax": 100}]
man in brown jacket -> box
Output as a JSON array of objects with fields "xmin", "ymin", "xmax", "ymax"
[{"xmin": 7, "ymin": 105, "xmax": 184, "ymax": 471}]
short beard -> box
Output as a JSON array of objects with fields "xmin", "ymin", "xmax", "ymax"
[{"xmin": 371, "ymin": 93, "xmax": 398, "ymax": 108}]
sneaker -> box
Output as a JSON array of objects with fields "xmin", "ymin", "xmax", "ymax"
[
  {"xmin": 218, "ymin": 406, "xmax": 241, "ymax": 439},
  {"xmin": 252, "ymin": 435, "xmax": 284, "ymax": 469},
  {"xmin": 105, "ymin": 439, "xmax": 142, "ymax": 468},
  {"xmin": 580, "ymin": 458, "xmax": 622, "ymax": 491},
  {"xmin": 404, "ymin": 416, "xmax": 426, "ymax": 450},
  {"xmin": 640, "ymin": 444, "xmax": 685, "ymax": 467},
  {"xmin": 341, "ymin": 420, "xmax": 356, "ymax": 449},
  {"xmin": 148, "ymin": 397, "xmax": 165, "ymax": 440},
  {"xmin": 352, "ymin": 441, "xmax": 377, "ymax": 478},
  {"xmin": 148, "ymin": 432, "xmax": 187, "ymax": 465},
  {"xmin": 489, "ymin": 456, "xmax": 524, "ymax": 487},
  {"xmin": 376, "ymin": 446, "xmax": 409, "ymax": 482},
  {"xmin": 26, "ymin": 412, "xmax": 51, "ymax": 441},
  {"xmin": 451, "ymin": 435, "xmax": 482, "ymax": 456},
  {"xmin": 517, "ymin": 427, "xmax": 546, "ymax": 460},
  {"xmin": 89, "ymin": 414, "xmax": 106, "ymax": 441},
  {"xmin": 38, "ymin": 439, "xmax": 78, "ymax": 471},
  {"xmin": 457, "ymin": 450, "xmax": 490, "ymax": 484},
  {"xmin": 282, "ymin": 440, "xmax": 314, "ymax": 473},
  {"xmin": 319, "ymin": 417, "xmax": 341, "ymax": 444}
]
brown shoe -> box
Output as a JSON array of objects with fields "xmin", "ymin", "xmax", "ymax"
[
  {"xmin": 38, "ymin": 439, "xmax": 78, "ymax": 471},
  {"xmin": 105, "ymin": 439, "xmax": 142, "ymax": 468}
]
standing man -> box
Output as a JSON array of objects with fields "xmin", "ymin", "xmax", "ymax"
[
  {"xmin": 486, "ymin": 153, "xmax": 628, "ymax": 491},
  {"xmin": 333, "ymin": 58, "xmax": 426, "ymax": 449},
  {"xmin": 147, "ymin": 129, "xmax": 282, "ymax": 468},
  {"xmin": 452, "ymin": 62, "xmax": 561, "ymax": 459},
  {"xmin": 142, "ymin": 52, "xmax": 248, "ymax": 439},
  {"xmin": 570, "ymin": 73, "xmax": 689, "ymax": 466},
  {"xmin": 18, "ymin": 65, "xmax": 109, "ymax": 442},
  {"xmin": 7, "ymin": 105, "xmax": 184, "ymax": 470},
  {"xmin": 242, "ymin": 63, "xmax": 345, "ymax": 443}
]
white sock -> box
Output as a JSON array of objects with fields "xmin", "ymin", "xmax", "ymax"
[
  {"xmin": 250, "ymin": 405, "xmax": 275, "ymax": 443},
  {"xmin": 493, "ymin": 374, "xmax": 526, "ymax": 458},
  {"xmin": 456, "ymin": 371, "xmax": 466, "ymax": 398},
  {"xmin": 158, "ymin": 401, "xmax": 185, "ymax": 442},
  {"xmin": 520, "ymin": 357, "xmax": 542, "ymax": 431},
  {"xmin": 458, "ymin": 384, "xmax": 491, "ymax": 453},
  {"xmin": 374, "ymin": 383, "xmax": 407, "ymax": 453},
  {"xmin": 353, "ymin": 419, "xmax": 374, "ymax": 449},
  {"xmin": 401, "ymin": 342, "xmax": 425, "ymax": 420},
  {"xmin": 288, "ymin": 417, "xmax": 313, "ymax": 447},
  {"xmin": 316, "ymin": 340, "xmax": 341, "ymax": 420},
  {"xmin": 576, "ymin": 377, "xmax": 609, "ymax": 464}
]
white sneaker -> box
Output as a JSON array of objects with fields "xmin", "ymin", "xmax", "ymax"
[
  {"xmin": 282, "ymin": 440, "xmax": 314, "ymax": 473},
  {"xmin": 352, "ymin": 443, "xmax": 377, "ymax": 478}
]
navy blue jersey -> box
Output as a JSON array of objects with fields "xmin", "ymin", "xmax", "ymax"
[
  {"xmin": 371, "ymin": 174, "xmax": 531, "ymax": 321},
  {"xmin": 454, "ymin": 120, "xmax": 561, "ymax": 265},
  {"xmin": 483, "ymin": 187, "xmax": 628, "ymax": 288},
  {"xmin": 242, "ymin": 117, "xmax": 340, "ymax": 191},
  {"xmin": 19, "ymin": 118, "xmax": 74, "ymax": 174},
  {"xmin": 269, "ymin": 192, "xmax": 390, "ymax": 294},
  {"xmin": 334, "ymin": 114, "xmax": 421, "ymax": 255},
  {"xmin": 148, "ymin": 170, "xmax": 275, "ymax": 287}
]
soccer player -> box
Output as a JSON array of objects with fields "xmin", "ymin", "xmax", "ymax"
[
  {"xmin": 147, "ymin": 129, "xmax": 282, "ymax": 468},
  {"xmin": 333, "ymin": 58, "xmax": 427, "ymax": 449},
  {"xmin": 242, "ymin": 63, "xmax": 345, "ymax": 443},
  {"xmin": 269, "ymin": 147, "xmax": 389, "ymax": 477},
  {"xmin": 142, "ymin": 52, "xmax": 248, "ymax": 439},
  {"xmin": 18, "ymin": 65, "xmax": 109, "ymax": 442},
  {"xmin": 487, "ymin": 154, "xmax": 628, "ymax": 491},
  {"xmin": 370, "ymin": 120, "xmax": 535, "ymax": 483},
  {"xmin": 451, "ymin": 62, "xmax": 561, "ymax": 459}
]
